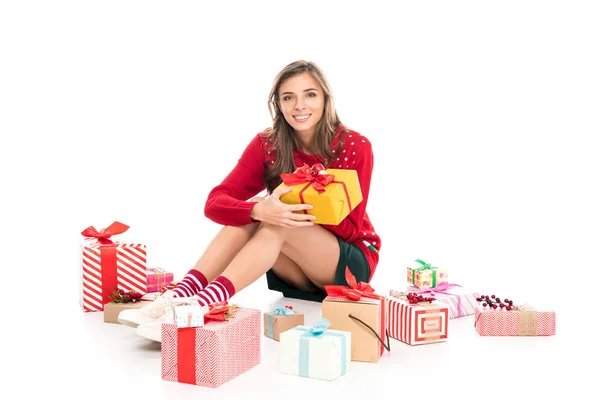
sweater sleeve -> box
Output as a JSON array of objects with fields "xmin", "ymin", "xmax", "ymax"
[
  {"xmin": 323, "ymin": 136, "xmax": 374, "ymax": 243},
  {"xmin": 204, "ymin": 134, "xmax": 267, "ymax": 226}
]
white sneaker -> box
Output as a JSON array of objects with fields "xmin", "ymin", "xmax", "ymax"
[
  {"xmin": 117, "ymin": 290, "xmax": 181, "ymax": 328},
  {"xmin": 136, "ymin": 314, "xmax": 167, "ymax": 343}
]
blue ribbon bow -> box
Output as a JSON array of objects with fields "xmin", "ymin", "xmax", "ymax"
[{"xmin": 267, "ymin": 307, "xmax": 297, "ymax": 339}]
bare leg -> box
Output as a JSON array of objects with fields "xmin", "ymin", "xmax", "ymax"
[
  {"xmin": 191, "ymin": 224, "xmax": 259, "ymax": 282},
  {"xmin": 222, "ymin": 223, "xmax": 340, "ymax": 292}
]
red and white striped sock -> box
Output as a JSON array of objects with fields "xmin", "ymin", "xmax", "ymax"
[
  {"xmin": 195, "ymin": 276, "xmax": 236, "ymax": 306},
  {"xmin": 171, "ymin": 269, "xmax": 208, "ymax": 298}
]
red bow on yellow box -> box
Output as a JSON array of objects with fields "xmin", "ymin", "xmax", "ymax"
[
  {"xmin": 280, "ymin": 163, "xmax": 335, "ymax": 194},
  {"xmin": 204, "ymin": 301, "xmax": 240, "ymax": 322},
  {"xmin": 324, "ymin": 267, "xmax": 381, "ymax": 301}
]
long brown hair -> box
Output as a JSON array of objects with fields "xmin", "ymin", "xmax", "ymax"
[{"xmin": 262, "ymin": 60, "xmax": 344, "ymax": 193}]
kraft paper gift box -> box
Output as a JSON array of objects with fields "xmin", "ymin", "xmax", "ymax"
[
  {"xmin": 80, "ymin": 221, "xmax": 148, "ymax": 312},
  {"xmin": 386, "ymin": 291, "xmax": 449, "ymax": 345},
  {"xmin": 474, "ymin": 298, "xmax": 556, "ymax": 336},
  {"xmin": 146, "ymin": 268, "xmax": 174, "ymax": 293},
  {"xmin": 321, "ymin": 268, "xmax": 389, "ymax": 363},
  {"xmin": 279, "ymin": 318, "xmax": 351, "ymax": 381},
  {"xmin": 161, "ymin": 303, "xmax": 261, "ymax": 388},
  {"xmin": 264, "ymin": 306, "xmax": 304, "ymax": 341},
  {"xmin": 406, "ymin": 259, "xmax": 448, "ymax": 288},
  {"xmin": 398, "ymin": 283, "xmax": 479, "ymax": 319},
  {"xmin": 276, "ymin": 163, "xmax": 363, "ymax": 226}
]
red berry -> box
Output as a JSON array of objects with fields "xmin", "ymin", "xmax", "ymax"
[
  {"xmin": 506, "ymin": 306, "xmax": 512, "ymax": 311},
  {"xmin": 485, "ymin": 295, "xmax": 489, "ymax": 299},
  {"xmin": 483, "ymin": 303, "xmax": 488, "ymax": 307},
  {"xmin": 492, "ymin": 304, "xmax": 498, "ymax": 309},
  {"xmin": 504, "ymin": 299, "xmax": 509, "ymax": 303},
  {"xmin": 499, "ymin": 303, "xmax": 505, "ymax": 308},
  {"xmin": 491, "ymin": 295, "xmax": 496, "ymax": 299}
]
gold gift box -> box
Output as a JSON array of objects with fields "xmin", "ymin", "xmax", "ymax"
[{"xmin": 276, "ymin": 167, "xmax": 363, "ymax": 226}]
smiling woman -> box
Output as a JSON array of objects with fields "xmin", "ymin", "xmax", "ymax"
[{"xmin": 118, "ymin": 60, "xmax": 382, "ymax": 343}]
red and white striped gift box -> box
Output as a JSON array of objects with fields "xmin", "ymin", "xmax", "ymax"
[
  {"xmin": 81, "ymin": 236, "xmax": 147, "ymax": 312},
  {"xmin": 161, "ymin": 307, "xmax": 261, "ymax": 388},
  {"xmin": 386, "ymin": 292, "xmax": 449, "ymax": 345},
  {"xmin": 474, "ymin": 304, "xmax": 556, "ymax": 336}
]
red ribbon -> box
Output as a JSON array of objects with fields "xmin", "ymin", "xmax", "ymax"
[
  {"xmin": 178, "ymin": 328, "xmax": 196, "ymax": 384},
  {"xmin": 324, "ymin": 266, "xmax": 381, "ymax": 301},
  {"xmin": 280, "ymin": 164, "xmax": 353, "ymax": 218},
  {"xmin": 280, "ymin": 163, "xmax": 334, "ymax": 193},
  {"xmin": 81, "ymin": 221, "xmax": 129, "ymax": 306},
  {"xmin": 324, "ymin": 267, "xmax": 386, "ymax": 356},
  {"xmin": 204, "ymin": 301, "xmax": 238, "ymax": 322},
  {"xmin": 81, "ymin": 221, "xmax": 129, "ymax": 244}
]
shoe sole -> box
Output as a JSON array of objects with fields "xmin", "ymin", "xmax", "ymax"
[
  {"xmin": 136, "ymin": 323, "xmax": 162, "ymax": 343},
  {"xmin": 117, "ymin": 309, "xmax": 157, "ymax": 328}
]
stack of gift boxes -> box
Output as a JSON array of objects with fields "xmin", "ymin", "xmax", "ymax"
[{"xmin": 79, "ymin": 166, "xmax": 557, "ymax": 389}]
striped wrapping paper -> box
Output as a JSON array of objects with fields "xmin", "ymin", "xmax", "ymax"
[
  {"xmin": 161, "ymin": 307, "xmax": 261, "ymax": 388},
  {"xmin": 395, "ymin": 287, "xmax": 479, "ymax": 319},
  {"xmin": 386, "ymin": 293, "xmax": 449, "ymax": 345},
  {"xmin": 81, "ymin": 237, "xmax": 147, "ymax": 312},
  {"xmin": 474, "ymin": 304, "xmax": 556, "ymax": 336}
]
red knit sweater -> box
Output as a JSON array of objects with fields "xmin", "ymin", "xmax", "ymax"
[{"xmin": 204, "ymin": 125, "xmax": 381, "ymax": 280}]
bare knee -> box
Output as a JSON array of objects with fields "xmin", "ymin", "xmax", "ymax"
[{"xmin": 221, "ymin": 223, "xmax": 261, "ymax": 239}]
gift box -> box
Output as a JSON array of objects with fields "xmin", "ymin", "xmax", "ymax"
[
  {"xmin": 264, "ymin": 306, "xmax": 304, "ymax": 341},
  {"xmin": 399, "ymin": 283, "xmax": 479, "ymax": 319},
  {"xmin": 164, "ymin": 298, "xmax": 207, "ymax": 328},
  {"xmin": 276, "ymin": 163, "xmax": 363, "ymax": 226},
  {"xmin": 387, "ymin": 291, "xmax": 449, "ymax": 345},
  {"xmin": 146, "ymin": 268, "xmax": 174, "ymax": 293},
  {"xmin": 322, "ymin": 268, "xmax": 388, "ymax": 363},
  {"xmin": 474, "ymin": 296, "xmax": 556, "ymax": 336},
  {"xmin": 80, "ymin": 222, "xmax": 147, "ymax": 312},
  {"xmin": 407, "ymin": 259, "xmax": 448, "ymax": 288},
  {"xmin": 279, "ymin": 318, "xmax": 351, "ymax": 381},
  {"xmin": 161, "ymin": 304, "xmax": 261, "ymax": 388}
]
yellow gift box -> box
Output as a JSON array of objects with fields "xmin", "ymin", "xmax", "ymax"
[{"xmin": 276, "ymin": 164, "xmax": 363, "ymax": 226}]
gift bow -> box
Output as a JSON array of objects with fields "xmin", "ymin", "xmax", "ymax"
[
  {"xmin": 272, "ymin": 306, "xmax": 296, "ymax": 316},
  {"xmin": 81, "ymin": 221, "xmax": 129, "ymax": 244},
  {"xmin": 280, "ymin": 163, "xmax": 335, "ymax": 194},
  {"xmin": 306, "ymin": 318, "xmax": 332, "ymax": 337},
  {"xmin": 324, "ymin": 266, "xmax": 381, "ymax": 301},
  {"xmin": 411, "ymin": 282, "xmax": 462, "ymax": 296},
  {"xmin": 412, "ymin": 259, "xmax": 441, "ymax": 286},
  {"xmin": 203, "ymin": 301, "xmax": 239, "ymax": 322}
]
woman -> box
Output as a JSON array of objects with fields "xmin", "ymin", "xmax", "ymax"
[{"xmin": 119, "ymin": 60, "xmax": 381, "ymax": 341}]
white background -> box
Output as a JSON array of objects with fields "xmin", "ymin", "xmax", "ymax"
[{"xmin": 1, "ymin": 1, "xmax": 598, "ymax": 399}]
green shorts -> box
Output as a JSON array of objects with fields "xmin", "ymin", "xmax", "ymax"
[{"xmin": 266, "ymin": 236, "xmax": 371, "ymax": 303}]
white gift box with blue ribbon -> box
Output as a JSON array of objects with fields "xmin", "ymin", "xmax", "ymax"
[
  {"xmin": 279, "ymin": 318, "xmax": 351, "ymax": 381},
  {"xmin": 164, "ymin": 297, "xmax": 207, "ymax": 328}
]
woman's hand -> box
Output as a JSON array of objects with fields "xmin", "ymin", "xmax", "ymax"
[{"xmin": 250, "ymin": 187, "xmax": 316, "ymax": 227}]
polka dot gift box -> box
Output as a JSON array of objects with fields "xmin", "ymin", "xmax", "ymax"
[
  {"xmin": 407, "ymin": 259, "xmax": 448, "ymax": 288},
  {"xmin": 277, "ymin": 163, "xmax": 363, "ymax": 226}
]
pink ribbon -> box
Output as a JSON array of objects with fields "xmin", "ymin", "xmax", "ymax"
[{"xmin": 409, "ymin": 282, "xmax": 464, "ymax": 317}]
